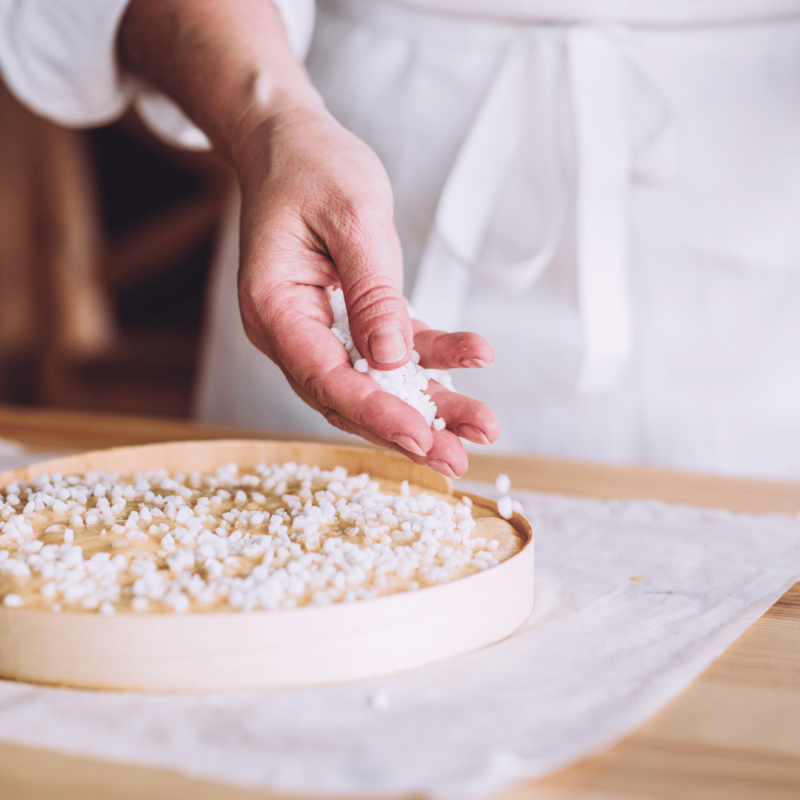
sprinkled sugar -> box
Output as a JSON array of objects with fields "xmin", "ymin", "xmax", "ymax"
[
  {"xmin": 494, "ymin": 473, "xmax": 525, "ymax": 521},
  {"xmin": 369, "ymin": 689, "xmax": 391, "ymax": 711},
  {"xmin": 495, "ymin": 474, "xmax": 511, "ymax": 495},
  {"xmin": 0, "ymin": 462, "xmax": 516, "ymax": 615},
  {"xmin": 497, "ymin": 496, "xmax": 513, "ymax": 521},
  {"xmin": 329, "ymin": 288, "xmax": 453, "ymax": 430}
]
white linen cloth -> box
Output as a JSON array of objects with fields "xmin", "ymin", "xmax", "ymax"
[
  {"xmin": 2, "ymin": 449, "xmax": 800, "ymax": 799},
  {"xmin": 0, "ymin": 438, "xmax": 28, "ymax": 471}
]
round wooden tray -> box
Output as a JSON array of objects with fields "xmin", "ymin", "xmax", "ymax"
[{"xmin": 0, "ymin": 440, "xmax": 534, "ymax": 692}]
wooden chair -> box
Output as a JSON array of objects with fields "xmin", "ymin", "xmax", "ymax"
[
  {"xmin": 0, "ymin": 78, "xmax": 231, "ymax": 415},
  {"xmin": 0, "ymin": 78, "xmax": 114, "ymax": 403}
]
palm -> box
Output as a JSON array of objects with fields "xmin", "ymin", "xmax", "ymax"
[{"xmin": 236, "ymin": 110, "xmax": 499, "ymax": 477}]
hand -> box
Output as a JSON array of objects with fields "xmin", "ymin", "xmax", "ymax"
[
  {"xmin": 235, "ymin": 105, "xmax": 499, "ymax": 477},
  {"xmin": 118, "ymin": 0, "xmax": 499, "ymax": 476}
]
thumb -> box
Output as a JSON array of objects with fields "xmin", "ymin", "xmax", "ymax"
[{"xmin": 326, "ymin": 208, "xmax": 413, "ymax": 371}]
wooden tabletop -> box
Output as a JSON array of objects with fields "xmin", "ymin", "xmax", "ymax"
[{"xmin": 2, "ymin": 405, "xmax": 799, "ymax": 800}]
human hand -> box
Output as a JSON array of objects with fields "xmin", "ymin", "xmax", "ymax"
[
  {"xmin": 234, "ymin": 105, "xmax": 499, "ymax": 477},
  {"xmin": 118, "ymin": 0, "xmax": 498, "ymax": 476}
]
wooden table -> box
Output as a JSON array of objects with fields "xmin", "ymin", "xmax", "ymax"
[{"xmin": 1, "ymin": 405, "xmax": 799, "ymax": 800}]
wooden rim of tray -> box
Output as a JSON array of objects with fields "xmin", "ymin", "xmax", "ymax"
[{"xmin": 0, "ymin": 440, "xmax": 534, "ymax": 692}]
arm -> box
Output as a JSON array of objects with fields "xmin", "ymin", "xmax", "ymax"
[{"xmin": 118, "ymin": 0, "xmax": 499, "ymax": 477}]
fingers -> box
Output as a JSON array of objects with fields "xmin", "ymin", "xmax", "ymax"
[
  {"xmin": 247, "ymin": 293, "xmax": 494, "ymax": 476},
  {"xmin": 419, "ymin": 429, "xmax": 469, "ymax": 478},
  {"xmin": 314, "ymin": 365, "xmax": 433, "ymax": 455},
  {"xmin": 242, "ymin": 274, "xmax": 498, "ymax": 471},
  {"xmin": 316, "ymin": 376, "xmax": 496, "ymax": 478},
  {"xmin": 317, "ymin": 186, "xmax": 414, "ymax": 372},
  {"xmin": 426, "ymin": 380, "xmax": 501, "ymax": 446},
  {"xmin": 322, "ymin": 408, "xmax": 470, "ymax": 478},
  {"xmin": 413, "ymin": 327, "xmax": 495, "ymax": 370},
  {"xmin": 280, "ymin": 362, "xmax": 471, "ymax": 478},
  {"xmin": 251, "ymin": 287, "xmax": 435, "ymax": 456}
]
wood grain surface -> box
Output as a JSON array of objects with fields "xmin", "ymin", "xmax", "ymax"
[{"xmin": 1, "ymin": 405, "xmax": 799, "ymax": 800}]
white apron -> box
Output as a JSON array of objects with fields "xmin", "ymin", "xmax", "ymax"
[{"xmin": 195, "ymin": 0, "xmax": 800, "ymax": 479}]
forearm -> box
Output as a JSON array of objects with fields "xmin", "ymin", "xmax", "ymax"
[{"xmin": 117, "ymin": 0, "xmax": 323, "ymax": 166}]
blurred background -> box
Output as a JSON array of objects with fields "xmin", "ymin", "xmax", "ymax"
[{"xmin": 0, "ymin": 77, "xmax": 232, "ymax": 419}]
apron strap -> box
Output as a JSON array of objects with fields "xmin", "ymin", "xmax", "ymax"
[
  {"xmin": 411, "ymin": 25, "xmax": 675, "ymax": 393},
  {"xmin": 410, "ymin": 33, "xmax": 565, "ymax": 333},
  {"xmin": 568, "ymin": 27, "xmax": 633, "ymax": 392}
]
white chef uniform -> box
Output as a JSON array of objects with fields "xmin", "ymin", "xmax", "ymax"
[{"xmin": 3, "ymin": 1, "xmax": 800, "ymax": 478}]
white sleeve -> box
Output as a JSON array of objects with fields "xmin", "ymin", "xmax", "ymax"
[
  {"xmin": 0, "ymin": 0, "xmax": 317, "ymax": 149},
  {"xmin": 0, "ymin": 0, "xmax": 133, "ymax": 126}
]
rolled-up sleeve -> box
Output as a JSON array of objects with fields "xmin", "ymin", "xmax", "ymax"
[
  {"xmin": 0, "ymin": 0, "xmax": 316, "ymax": 148},
  {"xmin": 0, "ymin": 0, "xmax": 133, "ymax": 126}
]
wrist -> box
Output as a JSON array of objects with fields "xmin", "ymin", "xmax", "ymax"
[{"xmin": 228, "ymin": 78, "xmax": 326, "ymax": 174}]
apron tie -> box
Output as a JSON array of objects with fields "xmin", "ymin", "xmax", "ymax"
[
  {"xmin": 410, "ymin": 30, "xmax": 565, "ymax": 333},
  {"xmin": 411, "ymin": 23, "xmax": 676, "ymax": 393},
  {"xmin": 569, "ymin": 26, "xmax": 632, "ymax": 392}
]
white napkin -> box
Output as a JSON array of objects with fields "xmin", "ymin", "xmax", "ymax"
[
  {"xmin": 0, "ymin": 437, "xmax": 31, "ymax": 472},
  {"xmin": 1, "ymin": 465, "xmax": 800, "ymax": 799}
]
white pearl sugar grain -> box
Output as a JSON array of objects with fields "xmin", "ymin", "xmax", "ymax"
[
  {"xmin": 495, "ymin": 473, "xmax": 514, "ymax": 520},
  {"xmin": 328, "ymin": 288, "xmax": 454, "ymax": 429},
  {"xmin": 495, "ymin": 474, "xmax": 511, "ymax": 495},
  {"xmin": 0, "ymin": 461, "xmax": 515, "ymax": 615},
  {"xmin": 497, "ymin": 496, "xmax": 514, "ymax": 521},
  {"xmin": 369, "ymin": 689, "xmax": 391, "ymax": 711}
]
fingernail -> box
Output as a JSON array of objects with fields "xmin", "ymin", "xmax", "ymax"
[
  {"xmin": 458, "ymin": 424, "xmax": 490, "ymax": 445},
  {"xmin": 393, "ymin": 434, "xmax": 427, "ymax": 458},
  {"xmin": 426, "ymin": 459, "xmax": 457, "ymax": 478},
  {"xmin": 370, "ymin": 326, "xmax": 406, "ymax": 364},
  {"xmin": 462, "ymin": 358, "xmax": 490, "ymax": 369}
]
